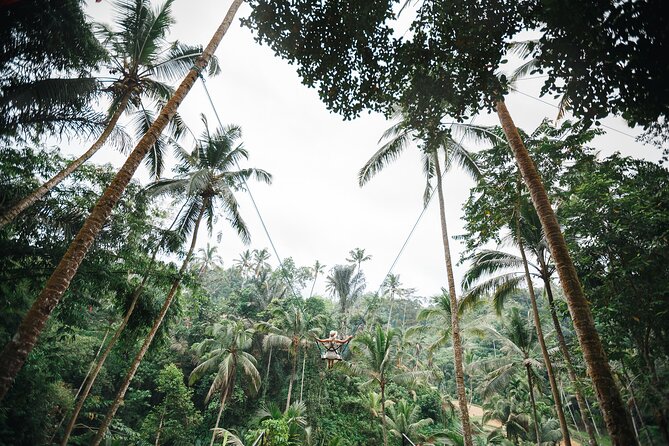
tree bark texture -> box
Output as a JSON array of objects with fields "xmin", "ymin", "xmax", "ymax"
[
  {"xmin": 495, "ymin": 99, "xmax": 637, "ymax": 445},
  {"xmin": 90, "ymin": 202, "xmax": 206, "ymax": 446},
  {"xmin": 0, "ymin": 91, "xmax": 132, "ymax": 229},
  {"xmin": 433, "ymin": 153, "xmax": 474, "ymax": 446},
  {"xmin": 0, "ymin": 0, "xmax": 244, "ymax": 402}
]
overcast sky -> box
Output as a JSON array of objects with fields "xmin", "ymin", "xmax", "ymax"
[{"xmin": 81, "ymin": 0, "xmax": 660, "ymax": 301}]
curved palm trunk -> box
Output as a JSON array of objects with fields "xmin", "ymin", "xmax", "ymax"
[
  {"xmin": 309, "ymin": 274, "xmax": 318, "ymax": 298},
  {"xmin": 526, "ymin": 363, "xmax": 541, "ymax": 445},
  {"xmin": 0, "ymin": 91, "xmax": 132, "ymax": 229},
  {"xmin": 210, "ymin": 372, "xmax": 234, "ymax": 446},
  {"xmin": 516, "ymin": 212, "xmax": 571, "ymax": 445},
  {"xmin": 540, "ymin": 267, "xmax": 599, "ymax": 446},
  {"xmin": 61, "ymin": 212, "xmax": 183, "ymax": 445},
  {"xmin": 380, "ymin": 381, "xmax": 388, "ymax": 446},
  {"xmin": 0, "ymin": 0, "xmax": 244, "ymax": 402},
  {"xmin": 285, "ymin": 347, "xmax": 298, "ymax": 411},
  {"xmin": 90, "ymin": 202, "xmax": 206, "ymax": 446},
  {"xmin": 299, "ymin": 347, "xmax": 307, "ymax": 403},
  {"xmin": 433, "ymin": 153, "xmax": 474, "ymax": 446},
  {"xmin": 495, "ymin": 99, "xmax": 636, "ymax": 445}
]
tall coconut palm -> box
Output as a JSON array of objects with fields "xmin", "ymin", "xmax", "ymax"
[
  {"xmin": 462, "ymin": 198, "xmax": 594, "ymax": 445},
  {"xmin": 308, "ymin": 260, "xmax": 326, "ymax": 298},
  {"xmin": 346, "ymin": 247, "xmax": 372, "ymax": 278},
  {"xmin": 59, "ymin": 207, "xmax": 188, "ymax": 445},
  {"xmin": 325, "ymin": 264, "xmax": 365, "ymax": 330},
  {"xmin": 473, "ymin": 308, "xmax": 545, "ymax": 445},
  {"xmin": 190, "ymin": 318, "xmax": 261, "ymax": 446},
  {"xmin": 381, "ymin": 273, "xmax": 412, "ymax": 331},
  {"xmin": 359, "ymin": 112, "xmax": 481, "ymax": 446},
  {"xmin": 262, "ymin": 305, "xmax": 324, "ymax": 411},
  {"xmin": 0, "ymin": 0, "xmax": 245, "ymax": 401},
  {"xmin": 349, "ymin": 326, "xmax": 401, "ymax": 446},
  {"xmin": 0, "ymin": 0, "xmax": 220, "ymax": 228},
  {"xmin": 495, "ymin": 99, "xmax": 636, "ymax": 444},
  {"xmin": 89, "ymin": 116, "xmax": 270, "ymax": 445}
]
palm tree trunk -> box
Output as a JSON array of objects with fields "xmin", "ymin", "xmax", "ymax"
[
  {"xmin": 49, "ymin": 326, "xmax": 110, "ymax": 444},
  {"xmin": 0, "ymin": 91, "xmax": 132, "ymax": 229},
  {"xmin": 90, "ymin": 202, "xmax": 206, "ymax": 446},
  {"xmin": 60, "ymin": 211, "xmax": 183, "ymax": 445},
  {"xmin": 210, "ymin": 376, "xmax": 233, "ymax": 446},
  {"xmin": 262, "ymin": 345, "xmax": 273, "ymax": 400},
  {"xmin": 155, "ymin": 410, "xmax": 165, "ymax": 446},
  {"xmin": 380, "ymin": 382, "xmax": 388, "ymax": 446},
  {"xmin": 309, "ymin": 275, "xmax": 317, "ymax": 298},
  {"xmin": 299, "ymin": 348, "xmax": 307, "ymax": 403},
  {"xmin": 515, "ymin": 208, "xmax": 571, "ymax": 445},
  {"xmin": 495, "ymin": 99, "xmax": 637, "ymax": 445},
  {"xmin": 540, "ymin": 268, "xmax": 599, "ymax": 446},
  {"xmin": 285, "ymin": 348, "xmax": 297, "ymax": 411},
  {"xmin": 0, "ymin": 0, "xmax": 243, "ymax": 402},
  {"xmin": 526, "ymin": 364, "xmax": 541, "ymax": 445},
  {"xmin": 433, "ymin": 152, "xmax": 474, "ymax": 446}
]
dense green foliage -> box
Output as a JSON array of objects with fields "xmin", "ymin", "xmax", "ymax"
[{"xmin": 0, "ymin": 1, "xmax": 667, "ymax": 445}]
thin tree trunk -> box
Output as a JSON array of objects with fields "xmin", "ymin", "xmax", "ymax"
[
  {"xmin": 210, "ymin": 376, "xmax": 233, "ymax": 446},
  {"xmin": 309, "ymin": 275, "xmax": 317, "ymax": 298},
  {"xmin": 386, "ymin": 295, "xmax": 395, "ymax": 332},
  {"xmin": 541, "ymin": 270, "xmax": 599, "ymax": 446},
  {"xmin": 90, "ymin": 202, "xmax": 206, "ymax": 446},
  {"xmin": 380, "ymin": 382, "xmax": 388, "ymax": 446},
  {"xmin": 49, "ymin": 326, "xmax": 110, "ymax": 444},
  {"xmin": 285, "ymin": 348, "xmax": 297, "ymax": 411},
  {"xmin": 495, "ymin": 99, "xmax": 637, "ymax": 445},
  {"xmin": 515, "ymin": 207, "xmax": 571, "ymax": 445},
  {"xmin": 60, "ymin": 211, "xmax": 184, "ymax": 445},
  {"xmin": 262, "ymin": 345, "xmax": 272, "ymax": 400},
  {"xmin": 0, "ymin": 91, "xmax": 132, "ymax": 229},
  {"xmin": 526, "ymin": 364, "xmax": 541, "ymax": 445},
  {"xmin": 155, "ymin": 410, "xmax": 165, "ymax": 446},
  {"xmin": 299, "ymin": 348, "xmax": 307, "ymax": 403},
  {"xmin": 433, "ymin": 152, "xmax": 474, "ymax": 446},
  {"xmin": 0, "ymin": 0, "xmax": 243, "ymax": 402}
]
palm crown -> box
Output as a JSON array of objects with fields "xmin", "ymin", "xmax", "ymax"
[{"xmin": 146, "ymin": 116, "xmax": 272, "ymax": 245}]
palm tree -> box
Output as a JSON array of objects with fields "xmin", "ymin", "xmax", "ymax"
[
  {"xmin": 347, "ymin": 247, "xmax": 372, "ymax": 277},
  {"xmin": 350, "ymin": 326, "xmax": 399, "ymax": 446},
  {"xmin": 196, "ymin": 243, "xmax": 224, "ymax": 276},
  {"xmin": 359, "ymin": 112, "xmax": 480, "ymax": 446},
  {"xmin": 385, "ymin": 399, "xmax": 434, "ymax": 444},
  {"xmin": 0, "ymin": 0, "xmax": 245, "ymax": 401},
  {"xmin": 325, "ymin": 264, "xmax": 365, "ymax": 330},
  {"xmin": 308, "ymin": 260, "xmax": 326, "ymax": 298},
  {"xmin": 473, "ymin": 308, "xmax": 545, "ymax": 445},
  {"xmin": 495, "ymin": 99, "xmax": 636, "ymax": 444},
  {"xmin": 89, "ymin": 115, "xmax": 269, "ymax": 445},
  {"xmin": 462, "ymin": 197, "xmax": 596, "ymax": 445},
  {"xmin": 0, "ymin": 0, "xmax": 219, "ymax": 228},
  {"xmin": 462, "ymin": 195, "xmax": 572, "ymax": 444},
  {"xmin": 190, "ymin": 318, "xmax": 261, "ymax": 446},
  {"xmin": 262, "ymin": 305, "xmax": 324, "ymax": 411},
  {"xmin": 381, "ymin": 273, "xmax": 413, "ymax": 331},
  {"xmin": 59, "ymin": 209, "xmax": 187, "ymax": 445},
  {"xmin": 255, "ymin": 401, "xmax": 309, "ymax": 444}
]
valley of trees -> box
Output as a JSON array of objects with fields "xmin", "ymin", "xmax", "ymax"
[{"xmin": 1, "ymin": 1, "xmax": 667, "ymax": 445}]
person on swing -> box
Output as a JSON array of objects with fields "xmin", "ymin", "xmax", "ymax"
[{"xmin": 316, "ymin": 330, "xmax": 353, "ymax": 369}]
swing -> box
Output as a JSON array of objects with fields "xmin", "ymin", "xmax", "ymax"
[{"xmin": 315, "ymin": 330, "xmax": 352, "ymax": 369}]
